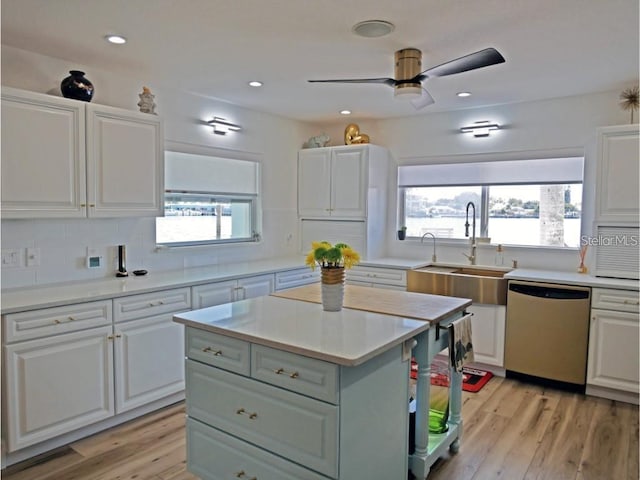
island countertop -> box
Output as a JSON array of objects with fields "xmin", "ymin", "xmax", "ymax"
[{"xmin": 173, "ymin": 285, "xmax": 470, "ymax": 366}]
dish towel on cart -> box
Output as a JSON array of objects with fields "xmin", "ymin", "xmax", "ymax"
[{"xmin": 449, "ymin": 314, "xmax": 474, "ymax": 372}]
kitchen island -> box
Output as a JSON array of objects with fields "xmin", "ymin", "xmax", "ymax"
[{"xmin": 173, "ymin": 285, "xmax": 471, "ymax": 480}]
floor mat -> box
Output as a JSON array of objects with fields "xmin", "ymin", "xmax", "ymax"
[
  {"xmin": 461, "ymin": 367, "xmax": 493, "ymax": 392},
  {"xmin": 411, "ymin": 360, "xmax": 493, "ymax": 393}
]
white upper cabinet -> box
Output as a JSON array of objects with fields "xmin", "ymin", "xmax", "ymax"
[
  {"xmin": 86, "ymin": 104, "xmax": 164, "ymax": 217},
  {"xmin": 1, "ymin": 88, "xmax": 87, "ymax": 218},
  {"xmin": 1, "ymin": 87, "xmax": 164, "ymax": 219},
  {"xmin": 298, "ymin": 145, "xmax": 374, "ymax": 219},
  {"xmin": 595, "ymin": 124, "xmax": 640, "ymax": 224}
]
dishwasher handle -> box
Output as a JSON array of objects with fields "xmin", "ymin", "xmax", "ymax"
[{"xmin": 508, "ymin": 282, "xmax": 590, "ymax": 300}]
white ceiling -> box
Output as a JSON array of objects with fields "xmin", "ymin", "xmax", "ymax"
[{"xmin": 2, "ymin": 0, "xmax": 638, "ymax": 122}]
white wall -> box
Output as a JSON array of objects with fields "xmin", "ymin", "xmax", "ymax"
[{"xmin": 1, "ymin": 45, "xmax": 318, "ymax": 288}]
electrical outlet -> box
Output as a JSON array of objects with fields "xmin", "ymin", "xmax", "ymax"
[
  {"xmin": 26, "ymin": 248, "xmax": 40, "ymax": 266},
  {"xmin": 1, "ymin": 249, "xmax": 22, "ymax": 268}
]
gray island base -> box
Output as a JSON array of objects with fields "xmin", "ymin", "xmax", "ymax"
[{"xmin": 173, "ymin": 284, "xmax": 471, "ymax": 479}]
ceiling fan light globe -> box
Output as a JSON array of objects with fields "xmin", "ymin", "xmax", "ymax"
[{"xmin": 394, "ymin": 84, "xmax": 422, "ymax": 98}]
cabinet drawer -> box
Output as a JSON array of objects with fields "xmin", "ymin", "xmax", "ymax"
[
  {"xmin": 3, "ymin": 300, "xmax": 112, "ymax": 343},
  {"xmin": 187, "ymin": 418, "xmax": 327, "ymax": 480},
  {"xmin": 592, "ymin": 288, "xmax": 639, "ymax": 313},
  {"xmin": 113, "ymin": 288, "xmax": 191, "ymax": 322},
  {"xmin": 275, "ymin": 268, "xmax": 320, "ymax": 291},
  {"xmin": 346, "ymin": 266, "xmax": 407, "ymax": 287},
  {"xmin": 187, "ymin": 359, "xmax": 338, "ymax": 477},
  {"xmin": 186, "ymin": 328, "xmax": 250, "ymax": 375},
  {"xmin": 251, "ymin": 344, "xmax": 338, "ymax": 403}
]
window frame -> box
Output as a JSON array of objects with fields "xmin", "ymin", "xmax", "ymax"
[
  {"xmin": 155, "ymin": 142, "xmax": 263, "ymax": 248},
  {"xmin": 397, "ymin": 154, "xmax": 585, "ymax": 249}
]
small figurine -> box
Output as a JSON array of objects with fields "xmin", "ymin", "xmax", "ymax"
[
  {"xmin": 137, "ymin": 86, "xmax": 156, "ymax": 114},
  {"xmin": 304, "ymin": 133, "xmax": 330, "ymax": 148}
]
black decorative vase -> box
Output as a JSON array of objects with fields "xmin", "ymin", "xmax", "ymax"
[{"xmin": 60, "ymin": 70, "xmax": 94, "ymax": 102}]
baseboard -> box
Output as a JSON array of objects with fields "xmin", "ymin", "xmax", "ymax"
[{"xmin": 586, "ymin": 384, "xmax": 640, "ymax": 405}]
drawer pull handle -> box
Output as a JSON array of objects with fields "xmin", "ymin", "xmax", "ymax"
[
  {"xmin": 236, "ymin": 408, "xmax": 258, "ymax": 419},
  {"xmin": 202, "ymin": 346, "xmax": 222, "ymax": 356},
  {"xmin": 274, "ymin": 367, "xmax": 299, "ymax": 379},
  {"xmin": 54, "ymin": 319, "xmax": 61, "ymax": 324},
  {"xmin": 235, "ymin": 471, "xmax": 257, "ymax": 480}
]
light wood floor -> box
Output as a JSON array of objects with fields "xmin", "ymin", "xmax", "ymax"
[{"xmin": 3, "ymin": 376, "xmax": 638, "ymax": 480}]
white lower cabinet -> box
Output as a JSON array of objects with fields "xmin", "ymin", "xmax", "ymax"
[
  {"xmin": 468, "ymin": 304, "xmax": 506, "ymax": 367},
  {"xmin": 346, "ymin": 266, "xmax": 407, "ymax": 290},
  {"xmin": 185, "ymin": 327, "xmax": 409, "ymax": 480},
  {"xmin": 3, "ymin": 299, "xmax": 115, "ymax": 452},
  {"xmin": 192, "ymin": 274, "xmax": 274, "ymax": 308},
  {"xmin": 112, "ymin": 288, "xmax": 190, "ymax": 413},
  {"xmin": 2, "ymin": 288, "xmax": 190, "ymax": 453},
  {"xmin": 587, "ymin": 288, "xmax": 639, "ymax": 399},
  {"xmin": 114, "ymin": 314, "xmax": 186, "ymax": 413},
  {"xmin": 275, "ymin": 268, "xmax": 320, "ymax": 291}
]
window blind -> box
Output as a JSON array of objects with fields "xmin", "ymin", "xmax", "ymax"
[
  {"xmin": 398, "ymin": 157, "xmax": 584, "ymax": 188},
  {"xmin": 165, "ymin": 151, "xmax": 259, "ymax": 194}
]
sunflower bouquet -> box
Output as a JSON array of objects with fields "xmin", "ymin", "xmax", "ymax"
[{"xmin": 305, "ymin": 241, "xmax": 360, "ymax": 271}]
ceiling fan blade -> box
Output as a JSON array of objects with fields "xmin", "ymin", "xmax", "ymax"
[
  {"xmin": 415, "ymin": 48, "xmax": 505, "ymax": 80},
  {"xmin": 410, "ymin": 88, "xmax": 435, "ymax": 110},
  {"xmin": 308, "ymin": 77, "xmax": 396, "ymax": 87}
]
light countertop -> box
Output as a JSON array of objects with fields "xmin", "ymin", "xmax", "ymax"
[
  {"xmin": 173, "ymin": 294, "xmax": 432, "ymax": 366},
  {"xmin": 1, "ymin": 257, "xmax": 308, "ymax": 314},
  {"xmin": 504, "ymin": 268, "xmax": 639, "ymax": 290}
]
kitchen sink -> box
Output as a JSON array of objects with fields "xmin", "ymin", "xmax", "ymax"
[{"xmin": 407, "ymin": 265, "xmax": 511, "ymax": 305}]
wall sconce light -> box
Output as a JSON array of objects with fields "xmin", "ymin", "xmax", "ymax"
[
  {"xmin": 460, "ymin": 120, "xmax": 500, "ymax": 137},
  {"xmin": 207, "ymin": 117, "xmax": 242, "ymax": 135}
]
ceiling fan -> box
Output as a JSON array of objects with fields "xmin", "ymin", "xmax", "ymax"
[{"xmin": 308, "ymin": 47, "xmax": 505, "ymax": 109}]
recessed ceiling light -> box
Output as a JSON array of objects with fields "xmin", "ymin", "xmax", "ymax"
[
  {"xmin": 457, "ymin": 92, "xmax": 472, "ymax": 98},
  {"xmin": 248, "ymin": 81, "xmax": 263, "ymax": 87},
  {"xmin": 340, "ymin": 110, "xmax": 352, "ymax": 115},
  {"xmin": 105, "ymin": 34, "xmax": 127, "ymax": 45},
  {"xmin": 352, "ymin": 20, "xmax": 395, "ymax": 38}
]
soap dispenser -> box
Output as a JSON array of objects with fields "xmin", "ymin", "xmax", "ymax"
[{"xmin": 494, "ymin": 244, "xmax": 504, "ymax": 266}]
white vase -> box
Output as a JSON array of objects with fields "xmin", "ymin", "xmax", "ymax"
[
  {"xmin": 321, "ymin": 283, "xmax": 345, "ymax": 311},
  {"xmin": 321, "ymin": 267, "xmax": 345, "ymax": 311}
]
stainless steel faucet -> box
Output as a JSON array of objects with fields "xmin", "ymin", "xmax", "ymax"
[
  {"xmin": 421, "ymin": 232, "xmax": 437, "ymax": 262},
  {"xmin": 462, "ymin": 202, "xmax": 477, "ymax": 265}
]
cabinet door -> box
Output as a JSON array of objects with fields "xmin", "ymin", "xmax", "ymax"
[
  {"xmin": 468, "ymin": 304, "xmax": 505, "ymax": 367},
  {"xmin": 596, "ymin": 125, "xmax": 640, "ymax": 223},
  {"xmin": 330, "ymin": 146, "xmax": 368, "ymax": 218},
  {"xmin": 587, "ymin": 309, "xmax": 639, "ymax": 393},
  {"xmin": 1, "ymin": 88, "xmax": 87, "ymax": 218},
  {"xmin": 114, "ymin": 315, "xmax": 185, "ymax": 413},
  {"xmin": 3, "ymin": 326, "xmax": 114, "ymax": 451},
  {"xmin": 86, "ymin": 104, "xmax": 164, "ymax": 217},
  {"xmin": 237, "ymin": 274, "xmax": 274, "ymax": 300},
  {"xmin": 298, "ymin": 149, "xmax": 332, "ymax": 217},
  {"xmin": 192, "ymin": 280, "xmax": 236, "ymax": 308}
]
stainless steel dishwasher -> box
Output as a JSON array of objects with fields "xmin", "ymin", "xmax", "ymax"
[{"xmin": 505, "ymin": 280, "xmax": 591, "ymax": 388}]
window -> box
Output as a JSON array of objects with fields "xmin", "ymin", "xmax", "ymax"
[
  {"xmin": 398, "ymin": 157, "xmax": 584, "ymax": 248},
  {"xmin": 156, "ymin": 150, "xmax": 260, "ymax": 246}
]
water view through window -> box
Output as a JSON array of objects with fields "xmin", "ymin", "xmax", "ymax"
[{"xmin": 404, "ymin": 184, "xmax": 582, "ymax": 247}]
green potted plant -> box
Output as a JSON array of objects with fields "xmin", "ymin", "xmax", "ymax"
[
  {"xmin": 397, "ymin": 226, "xmax": 407, "ymax": 240},
  {"xmin": 305, "ymin": 241, "xmax": 360, "ymax": 311}
]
